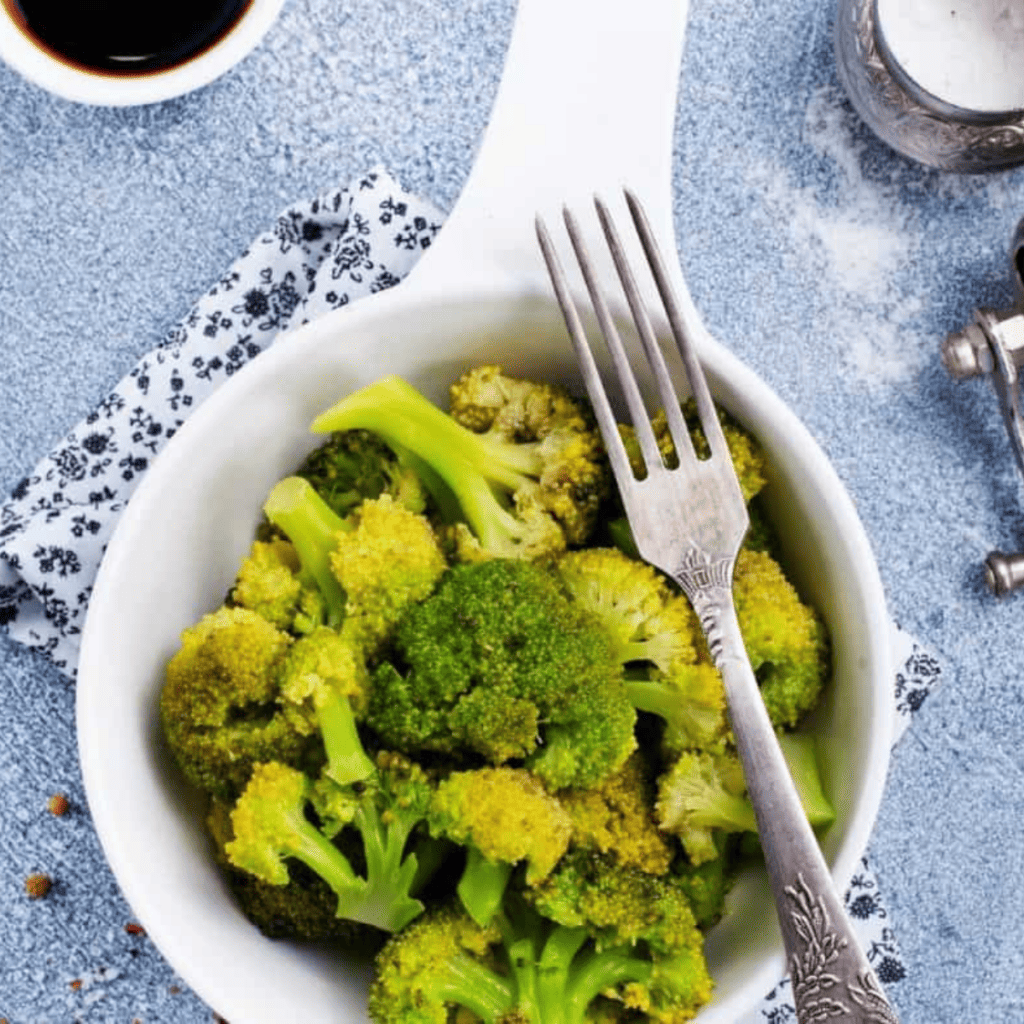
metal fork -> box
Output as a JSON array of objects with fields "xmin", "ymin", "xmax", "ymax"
[{"xmin": 536, "ymin": 192, "xmax": 899, "ymax": 1024}]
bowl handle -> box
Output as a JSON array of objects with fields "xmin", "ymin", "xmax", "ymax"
[{"xmin": 406, "ymin": 0, "xmax": 691, "ymax": 297}]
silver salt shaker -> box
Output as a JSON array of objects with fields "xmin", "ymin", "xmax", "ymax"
[{"xmin": 835, "ymin": 0, "xmax": 1024, "ymax": 171}]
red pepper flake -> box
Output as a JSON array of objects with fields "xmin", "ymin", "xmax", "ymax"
[
  {"xmin": 47, "ymin": 793, "xmax": 70, "ymax": 816},
  {"xmin": 24, "ymin": 873, "xmax": 52, "ymax": 899},
  {"xmin": 124, "ymin": 922, "xmax": 146, "ymax": 936},
  {"xmin": 69, "ymin": 979, "xmax": 82, "ymax": 991}
]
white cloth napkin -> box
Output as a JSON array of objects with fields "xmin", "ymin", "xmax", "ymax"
[{"xmin": 0, "ymin": 167, "xmax": 938, "ymax": 1020}]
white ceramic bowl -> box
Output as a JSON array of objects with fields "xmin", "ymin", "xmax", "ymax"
[
  {"xmin": 76, "ymin": 0, "xmax": 894, "ymax": 1020},
  {"xmin": 0, "ymin": 0, "xmax": 285, "ymax": 106}
]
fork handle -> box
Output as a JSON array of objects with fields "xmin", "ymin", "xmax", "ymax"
[{"xmin": 694, "ymin": 591, "xmax": 900, "ymax": 1024}]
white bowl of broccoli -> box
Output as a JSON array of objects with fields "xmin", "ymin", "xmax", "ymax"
[{"xmin": 75, "ymin": 0, "xmax": 894, "ymax": 1020}]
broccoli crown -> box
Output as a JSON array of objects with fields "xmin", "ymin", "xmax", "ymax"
[
  {"xmin": 160, "ymin": 607, "xmax": 316, "ymax": 799},
  {"xmin": 525, "ymin": 851, "xmax": 714, "ymax": 1023},
  {"xmin": 263, "ymin": 476, "xmax": 447, "ymax": 653},
  {"xmin": 225, "ymin": 756, "xmax": 435, "ymax": 934},
  {"xmin": 560, "ymin": 752, "xmax": 674, "ymax": 876},
  {"xmin": 732, "ymin": 548, "xmax": 829, "ymax": 729},
  {"xmin": 330, "ymin": 493, "xmax": 448, "ymax": 656},
  {"xmin": 367, "ymin": 559, "xmax": 637, "ymax": 790},
  {"xmin": 656, "ymin": 737, "xmax": 834, "ymax": 866},
  {"xmin": 276, "ymin": 627, "xmax": 376, "ymax": 785},
  {"xmin": 556, "ymin": 549, "xmax": 727, "ymax": 753},
  {"xmin": 229, "ymin": 539, "xmax": 310, "ymax": 633},
  {"xmin": 310, "ymin": 373, "xmax": 609, "ymax": 562},
  {"xmin": 296, "ymin": 428, "xmax": 428, "ymax": 519},
  {"xmin": 368, "ymin": 892, "xmax": 707, "ymax": 1024},
  {"xmin": 431, "ymin": 768, "xmax": 572, "ymax": 885},
  {"xmin": 654, "ymin": 750, "xmax": 755, "ymax": 866}
]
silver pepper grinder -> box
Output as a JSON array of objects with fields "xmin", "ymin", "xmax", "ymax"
[{"xmin": 942, "ymin": 218, "xmax": 1024, "ymax": 594}]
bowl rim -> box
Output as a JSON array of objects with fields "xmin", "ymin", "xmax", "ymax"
[{"xmin": 77, "ymin": 278, "xmax": 895, "ymax": 1022}]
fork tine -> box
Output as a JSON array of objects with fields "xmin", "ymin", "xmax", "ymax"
[
  {"xmin": 624, "ymin": 189, "xmax": 732, "ymax": 464},
  {"xmin": 535, "ymin": 215, "xmax": 637, "ymax": 489},
  {"xmin": 593, "ymin": 195, "xmax": 696, "ymax": 467},
  {"xmin": 560, "ymin": 205, "xmax": 664, "ymax": 475}
]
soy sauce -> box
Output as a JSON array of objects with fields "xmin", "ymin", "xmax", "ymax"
[{"xmin": 4, "ymin": 0, "xmax": 252, "ymax": 75}]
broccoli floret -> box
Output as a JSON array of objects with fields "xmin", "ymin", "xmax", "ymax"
[
  {"xmin": 160, "ymin": 607, "xmax": 318, "ymax": 799},
  {"xmin": 296, "ymin": 428, "xmax": 428, "ymax": 518},
  {"xmin": 276, "ymin": 627, "xmax": 375, "ymax": 785},
  {"xmin": 310, "ymin": 373, "xmax": 609, "ymax": 562},
  {"xmin": 732, "ymin": 548, "xmax": 830, "ymax": 729},
  {"xmin": 206, "ymin": 797, "xmax": 384, "ymax": 947},
  {"xmin": 225, "ymin": 755, "xmax": 434, "ymax": 933},
  {"xmin": 655, "ymin": 734, "xmax": 835, "ymax": 866},
  {"xmin": 229, "ymin": 538, "xmax": 323, "ymax": 634},
  {"xmin": 525, "ymin": 851, "xmax": 714, "ymax": 1022},
  {"xmin": 367, "ymin": 559, "xmax": 637, "ymax": 790},
  {"xmin": 368, "ymin": 895, "xmax": 706, "ymax": 1024},
  {"xmin": 263, "ymin": 476, "xmax": 447, "ymax": 653},
  {"xmin": 560, "ymin": 751, "xmax": 674, "ymax": 876},
  {"xmin": 429, "ymin": 767, "xmax": 572, "ymax": 925},
  {"xmin": 556, "ymin": 549, "xmax": 727, "ymax": 753}
]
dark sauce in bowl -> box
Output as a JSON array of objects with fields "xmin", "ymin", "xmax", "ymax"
[{"xmin": 3, "ymin": 0, "xmax": 252, "ymax": 75}]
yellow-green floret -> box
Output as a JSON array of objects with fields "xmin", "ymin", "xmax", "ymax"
[
  {"xmin": 263, "ymin": 476, "xmax": 447, "ymax": 654},
  {"xmin": 556, "ymin": 548, "xmax": 728, "ymax": 753},
  {"xmin": 160, "ymin": 606, "xmax": 311, "ymax": 799},
  {"xmin": 732, "ymin": 547, "xmax": 829, "ymax": 730},
  {"xmin": 559, "ymin": 752, "xmax": 674, "ymax": 876},
  {"xmin": 430, "ymin": 767, "xmax": 572, "ymax": 925}
]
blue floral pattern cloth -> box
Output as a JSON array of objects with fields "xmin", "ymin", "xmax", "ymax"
[{"xmin": 0, "ymin": 169, "xmax": 941, "ymax": 1019}]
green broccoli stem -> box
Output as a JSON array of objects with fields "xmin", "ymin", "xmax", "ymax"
[
  {"xmin": 339, "ymin": 798, "xmax": 425, "ymax": 933},
  {"xmin": 456, "ymin": 845, "xmax": 515, "ymax": 926},
  {"xmin": 311, "ymin": 376, "xmax": 543, "ymax": 545},
  {"xmin": 264, "ymin": 477, "xmax": 349, "ymax": 628},
  {"xmin": 423, "ymin": 951, "xmax": 517, "ymax": 1023},
  {"xmin": 314, "ymin": 686, "xmax": 375, "ymax": 785},
  {"xmin": 499, "ymin": 920, "xmax": 649, "ymax": 1024}
]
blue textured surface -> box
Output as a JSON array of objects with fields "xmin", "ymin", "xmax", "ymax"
[{"xmin": 2, "ymin": 0, "xmax": 1023, "ymax": 1021}]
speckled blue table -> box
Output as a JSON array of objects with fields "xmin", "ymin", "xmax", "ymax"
[{"xmin": 2, "ymin": 1, "xmax": 1022, "ymax": 1022}]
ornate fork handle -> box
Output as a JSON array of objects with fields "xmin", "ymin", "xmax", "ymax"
[{"xmin": 676, "ymin": 556, "xmax": 899, "ymax": 1024}]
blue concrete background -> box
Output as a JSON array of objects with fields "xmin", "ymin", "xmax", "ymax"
[{"xmin": 2, "ymin": 0, "xmax": 1023, "ymax": 1021}]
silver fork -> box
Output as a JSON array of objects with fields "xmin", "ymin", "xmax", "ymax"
[{"xmin": 536, "ymin": 192, "xmax": 900, "ymax": 1024}]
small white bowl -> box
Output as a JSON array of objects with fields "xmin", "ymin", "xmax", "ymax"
[{"xmin": 0, "ymin": 0, "xmax": 286, "ymax": 106}]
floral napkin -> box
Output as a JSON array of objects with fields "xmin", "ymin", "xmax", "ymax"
[{"xmin": 0, "ymin": 168, "xmax": 938, "ymax": 1021}]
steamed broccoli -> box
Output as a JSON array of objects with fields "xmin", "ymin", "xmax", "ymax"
[
  {"xmin": 310, "ymin": 372, "xmax": 609, "ymax": 562},
  {"xmin": 429, "ymin": 767, "xmax": 573, "ymax": 926},
  {"xmin": 367, "ymin": 558, "xmax": 637, "ymax": 790},
  {"xmin": 525, "ymin": 849, "xmax": 714, "ymax": 1022},
  {"xmin": 263, "ymin": 476, "xmax": 447, "ymax": 653},
  {"xmin": 229, "ymin": 538, "xmax": 326, "ymax": 634},
  {"xmin": 559, "ymin": 751, "xmax": 674, "ymax": 876},
  {"xmin": 732, "ymin": 547, "xmax": 829, "ymax": 729},
  {"xmin": 276, "ymin": 627, "xmax": 375, "ymax": 785},
  {"xmin": 368, "ymin": 893, "xmax": 711, "ymax": 1024},
  {"xmin": 556, "ymin": 548, "xmax": 728, "ymax": 753},
  {"xmin": 655, "ymin": 734, "xmax": 835, "ymax": 865},
  {"xmin": 160, "ymin": 606, "xmax": 317, "ymax": 799},
  {"xmin": 296, "ymin": 427, "xmax": 428, "ymax": 518},
  {"xmin": 225, "ymin": 755, "xmax": 435, "ymax": 933}
]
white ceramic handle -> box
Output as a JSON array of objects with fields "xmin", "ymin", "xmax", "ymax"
[{"xmin": 407, "ymin": 0, "xmax": 691, "ymax": 295}]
